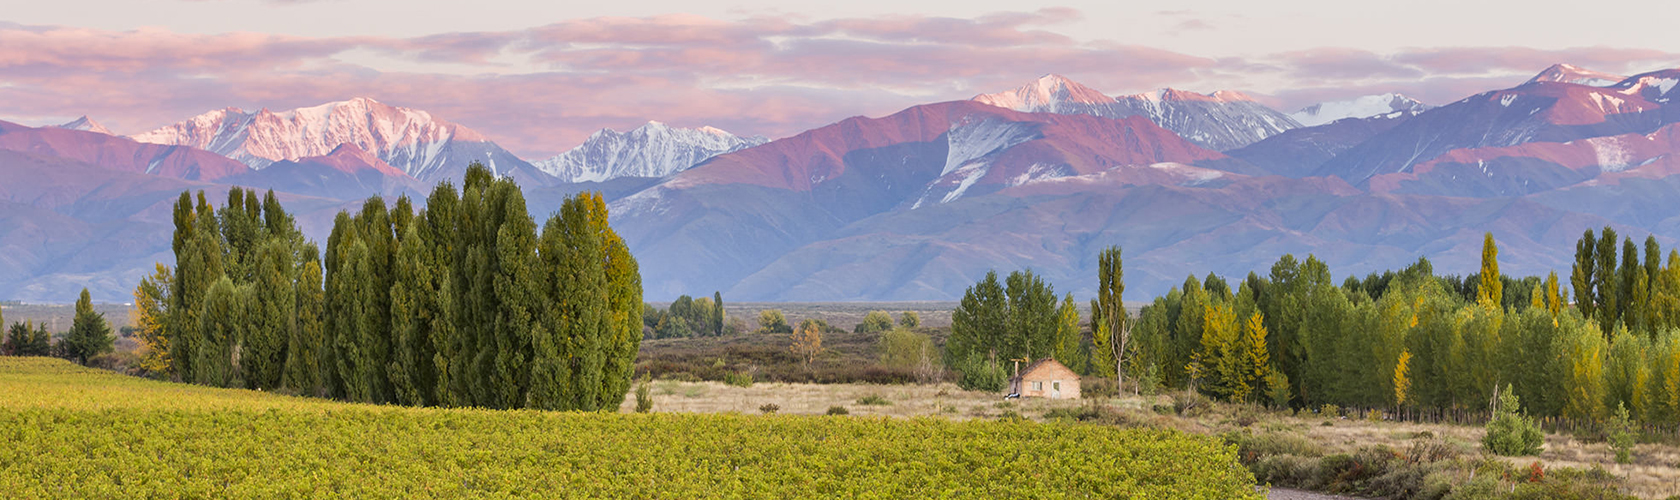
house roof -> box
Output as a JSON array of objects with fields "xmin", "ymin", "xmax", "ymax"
[{"xmin": 1008, "ymin": 358, "xmax": 1073, "ymax": 382}]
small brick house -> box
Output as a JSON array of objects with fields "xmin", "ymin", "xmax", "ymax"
[{"xmin": 1007, "ymin": 358, "xmax": 1080, "ymax": 400}]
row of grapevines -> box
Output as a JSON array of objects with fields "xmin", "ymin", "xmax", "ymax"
[{"xmin": 0, "ymin": 358, "xmax": 1261, "ymax": 498}]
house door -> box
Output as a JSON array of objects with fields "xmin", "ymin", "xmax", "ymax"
[{"xmin": 1051, "ymin": 381, "xmax": 1061, "ymax": 399}]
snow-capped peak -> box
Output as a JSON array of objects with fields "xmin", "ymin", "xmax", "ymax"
[
  {"xmin": 973, "ymin": 74, "xmax": 1116, "ymax": 113},
  {"xmin": 1288, "ymin": 93, "xmax": 1430, "ymax": 127},
  {"xmin": 130, "ymin": 98, "xmax": 514, "ymax": 181},
  {"xmin": 54, "ymin": 116, "xmax": 113, "ymax": 135},
  {"xmin": 1127, "ymin": 88, "xmax": 1252, "ymax": 103},
  {"xmin": 534, "ymin": 122, "xmax": 768, "ymax": 183},
  {"xmin": 1526, "ymin": 63, "xmax": 1627, "ymax": 87}
]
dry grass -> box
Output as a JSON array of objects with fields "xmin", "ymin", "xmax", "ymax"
[{"xmin": 618, "ymin": 380, "xmax": 1092, "ymax": 420}]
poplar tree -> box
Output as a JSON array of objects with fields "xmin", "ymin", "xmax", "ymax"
[
  {"xmin": 1478, "ymin": 233, "xmax": 1502, "ymax": 307},
  {"xmin": 712, "ymin": 291, "xmax": 725, "ymax": 337},
  {"xmin": 245, "ymin": 239, "xmax": 294, "ymax": 390},
  {"xmin": 1090, "ymin": 246, "xmax": 1127, "ymax": 386},
  {"xmin": 195, "ymin": 277, "xmax": 245, "ymax": 387},
  {"xmin": 1596, "ymin": 227, "xmax": 1620, "ymax": 336},
  {"xmin": 285, "ymin": 254, "xmax": 325, "ymax": 397},
  {"xmin": 1573, "ymin": 229, "xmax": 1597, "ymax": 321},
  {"xmin": 596, "ymin": 192, "xmax": 644, "ymax": 409}
]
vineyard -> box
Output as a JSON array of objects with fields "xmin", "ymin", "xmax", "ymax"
[{"xmin": 0, "ymin": 358, "xmax": 1260, "ymax": 498}]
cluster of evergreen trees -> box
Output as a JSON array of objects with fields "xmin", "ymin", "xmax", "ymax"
[
  {"xmin": 134, "ymin": 164, "xmax": 642, "ymax": 411},
  {"xmin": 1124, "ymin": 233, "xmax": 1680, "ymax": 425}
]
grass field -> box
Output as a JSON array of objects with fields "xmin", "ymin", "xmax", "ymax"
[{"xmin": 0, "ymin": 357, "xmax": 1260, "ymax": 499}]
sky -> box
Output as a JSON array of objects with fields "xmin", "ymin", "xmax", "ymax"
[{"xmin": 2, "ymin": 0, "xmax": 1678, "ymax": 159}]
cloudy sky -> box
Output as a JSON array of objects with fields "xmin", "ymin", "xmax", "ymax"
[{"xmin": 4, "ymin": 0, "xmax": 1678, "ymax": 158}]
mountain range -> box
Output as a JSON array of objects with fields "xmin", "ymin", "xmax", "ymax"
[{"xmin": 4, "ymin": 64, "xmax": 1680, "ymax": 303}]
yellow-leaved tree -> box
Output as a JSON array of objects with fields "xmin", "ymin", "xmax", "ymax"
[
  {"xmin": 132, "ymin": 263, "xmax": 173, "ymax": 377},
  {"xmin": 791, "ymin": 320, "xmax": 823, "ymax": 369},
  {"xmin": 1394, "ymin": 350, "xmax": 1412, "ymax": 408}
]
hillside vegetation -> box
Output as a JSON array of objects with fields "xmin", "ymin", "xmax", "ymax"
[{"xmin": 0, "ymin": 357, "xmax": 1260, "ymax": 498}]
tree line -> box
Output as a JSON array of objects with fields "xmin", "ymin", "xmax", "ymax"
[
  {"xmin": 1123, "ymin": 231, "xmax": 1680, "ymax": 425},
  {"xmin": 944, "ymin": 235, "xmax": 1680, "ymax": 426},
  {"xmin": 130, "ymin": 163, "xmax": 643, "ymax": 411},
  {"xmin": 1, "ymin": 289, "xmax": 113, "ymax": 364}
]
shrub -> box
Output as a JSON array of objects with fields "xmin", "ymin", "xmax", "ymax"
[
  {"xmin": 1608, "ymin": 402, "xmax": 1635, "ymax": 464},
  {"xmin": 1320, "ymin": 404, "xmax": 1340, "ymax": 418},
  {"xmin": 758, "ymin": 403, "xmax": 780, "ymax": 414},
  {"xmin": 634, "ymin": 375, "xmax": 654, "ymax": 413},
  {"xmin": 1250, "ymin": 455, "xmax": 1318, "ymax": 487},
  {"xmin": 1137, "ymin": 364, "xmax": 1161, "ymax": 396},
  {"xmin": 854, "ymin": 311, "xmax": 894, "ymax": 333},
  {"xmin": 724, "ymin": 372, "xmax": 754, "ymax": 387},
  {"xmin": 1233, "ymin": 405, "xmax": 1262, "ymax": 427},
  {"xmin": 825, "ymin": 406, "xmax": 849, "ymax": 416},
  {"xmin": 1173, "ymin": 391, "xmax": 1208, "ymax": 417},
  {"xmin": 1083, "ymin": 377, "xmax": 1118, "ymax": 399},
  {"xmin": 1223, "ymin": 430, "xmax": 1324, "ymax": 464},
  {"xmin": 956, "ymin": 354, "xmax": 1006, "ymax": 392},
  {"xmin": 856, "ymin": 394, "xmax": 891, "ymax": 406},
  {"xmin": 1482, "ymin": 385, "xmax": 1543, "ymax": 457},
  {"xmin": 996, "ymin": 410, "xmax": 1025, "ymax": 422}
]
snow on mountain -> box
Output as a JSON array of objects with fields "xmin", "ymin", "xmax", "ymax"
[
  {"xmin": 1526, "ymin": 63, "xmax": 1626, "ymax": 87},
  {"xmin": 1108, "ymin": 89, "xmax": 1300, "ymax": 151},
  {"xmin": 973, "ymin": 76, "xmax": 1300, "ymax": 151},
  {"xmin": 1288, "ymin": 94, "xmax": 1430, "ymax": 127},
  {"xmin": 972, "ymin": 74, "xmax": 1116, "ymax": 114},
  {"xmin": 1611, "ymin": 68, "xmax": 1680, "ymax": 103},
  {"xmin": 533, "ymin": 121, "xmax": 767, "ymax": 183},
  {"xmin": 54, "ymin": 116, "xmax": 112, "ymax": 135},
  {"xmin": 131, "ymin": 97, "xmax": 541, "ymax": 184}
]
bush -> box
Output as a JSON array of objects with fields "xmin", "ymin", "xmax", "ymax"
[
  {"xmin": 856, "ymin": 394, "xmax": 891, "ymax": 406},
  {"xmin": 758, "ymin": 403, "xmax": 780, "ymax": 414},
  {"xmin": 1082, "ymin": 377, "xmax": 1117, "ymax": 399},
  {"xmin": 854, "ymin": 311, "xmax": 894, "ymax": 333},
  {"xmin": 1483, "ymin": 385, "xmax": 1543, "ymax": 456},
  {"xmin": 1320, "ymin": 404, "xmax": 1340, "ymax": 418},
  {"xmin": 634, "ymin": 375, "xmax": 654, "ymax": 413},
  {"xmin": 825, "ymin": 406, "xmax": 849, "ymax": 416},
  {"xmin": 1223, "ymin": 431, "xmax": 1324, "ymax": 462},
  {"xmin": 956, "ymin": 354, "xmax": 1006, "ymax": 392},
  {"xmin": 1608, "ymin": 402, "xmax": 1635, "ymax": 464},
  {"xmin": 1173, "ymin": 391, "xmax": 1208, "ymax": 417},
  {"xmin": 996, "ymin": 410, "xmax": 1025, "ymax": 422},
  {"xmin": 1249, "ymin": 455, "xmax": 1318, "ymax": 487},
  {"xmin": 724, "ymin": 372, "xmax": 754, "ymax": 387}
]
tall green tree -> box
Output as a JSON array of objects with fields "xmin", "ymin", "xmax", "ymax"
[
  {"xmin": 1573, "ymin": 229, "xmax": 1597, "ymax": 321},
  {"xmin": 65, "ymin": 288, "xmax": 113, "ymax": 365},
  {"xmin": 244, "ymin": 239, "xmax": 294, "ymax": 390},
  {"xmin": 1090, "ymin": 246, "xmax": 1128, "ymax": 387},
  {"xmin": 949, "ymin": 271, "xmax": 1007, "ymax": 364},
  {"xmin": 1052, "ymin": 293, "xmax": 1085, "ymax": 374},
  {"xmin": 1596, "ymin": 227, "xmax": 1621, "ymax": 336},
  {"xmin": 1004, "ymin": 269, "xmax": 1057, "ymax": 361},
  {"xmin": 284, "ymin": 251, "xmax": 325, "ymax": 397}
]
